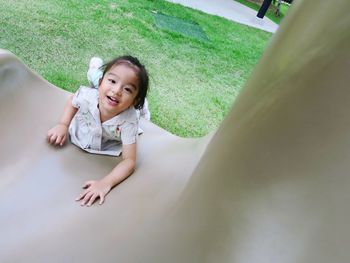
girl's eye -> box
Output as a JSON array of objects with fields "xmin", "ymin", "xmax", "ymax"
[
  {"xmin": 108, "ymin": 79, "xmax": 116, "ymax": 84},
  {"xmin": 124, "ymin": 87, "xmax": 133, "ymax": 94}
]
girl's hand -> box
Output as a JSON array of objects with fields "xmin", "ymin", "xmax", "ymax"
[
  {"xmin": 75, "ymin": 180, "xmax": 112, "ymax": 206},
  {"xmin": 47, "ymin": 123, "xmax": 68, "ymax": 146}
]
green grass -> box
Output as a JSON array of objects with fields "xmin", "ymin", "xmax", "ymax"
[
  {"xmin": 234, "ymin": 0, "xmax": 290, "ymax": 24},
  {"xmin": 154, "ymin": 12, "xmax": 209, "ymax": 42},
  {"xmin": 0, "ymin": 0, "xmax": 272, "ymax": 137}
]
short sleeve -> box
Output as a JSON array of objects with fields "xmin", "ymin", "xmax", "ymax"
[
  {"xmin": 71, "ymin": 86, "xmax": 95, "ymax": 108},
  {"xmin": 120, "ymin": 122, "xmax": 138, "ymax": 145}
]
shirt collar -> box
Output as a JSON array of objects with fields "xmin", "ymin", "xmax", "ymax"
[
  {"xmin": 90, "ymin": 95, "xmax": 138, "ymax": 126},
  {"xmin": 103, "ymin": 107, "xmax": 138, "ymax": 125}
]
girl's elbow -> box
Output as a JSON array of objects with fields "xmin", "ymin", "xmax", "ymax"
[{"xmin": 128, "ymin": 159, "xmax": 136, "ymax": 171}]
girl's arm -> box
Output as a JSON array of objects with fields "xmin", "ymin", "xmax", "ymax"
[
  {"xmin": 47, "ymin": 95, "xmax": 78, "ymax": 146},
  {"xmin": 76, "ymin": 143, "xmax": 137, "ymax": 206}
]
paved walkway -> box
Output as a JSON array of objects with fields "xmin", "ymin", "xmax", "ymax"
[{"xmin": 166, "ymin": 0, "xmax": 278, "ymax": 33}]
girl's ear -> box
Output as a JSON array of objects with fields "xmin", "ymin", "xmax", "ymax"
[{"xmin": 98, "ymin": 77, "xmax": 103, "ymax": 86}]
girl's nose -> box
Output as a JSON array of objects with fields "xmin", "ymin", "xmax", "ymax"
[{"xmin": 111, "ymin": 85, "xmax": 122, "ymax": 95}]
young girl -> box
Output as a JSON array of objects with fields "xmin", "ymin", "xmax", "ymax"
[{"xmin": 47, "ymin": 55, "xmax": 149, "ymax": 207}]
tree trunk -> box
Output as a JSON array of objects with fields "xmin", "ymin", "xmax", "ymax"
[{"xmin": 257, "ymin": 0, "xmax": 272, "ymax": 18}]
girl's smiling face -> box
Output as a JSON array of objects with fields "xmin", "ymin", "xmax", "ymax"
[{"xmin": 98, "ymin": 64, "xmax": 139, "ymax": 122}]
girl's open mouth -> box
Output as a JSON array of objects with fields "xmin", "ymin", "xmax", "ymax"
[{"xmin": 107, "ymin": 96, "xmax": 119, "ymax": 106}]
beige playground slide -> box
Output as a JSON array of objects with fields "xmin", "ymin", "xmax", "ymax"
[{"xmin": 1, "ymin": 0, "xmax": 350, "ymax": 262}]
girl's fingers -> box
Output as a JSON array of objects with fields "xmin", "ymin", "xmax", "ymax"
[
  {"xmin": 87, "ymin": 193, "xmax": 98, "ymax": 207},
  {"xmin": 75, "ymin": 194, "xmax": 83, "ymax": 201},
  {"xmin": 47, "ymin": 131, "xmax": 52, "ymax": 141},
  {"xmin": 55, "ymin": 136, "xmax": 62, "ymax": 146},
  {"xmin": 76, "ymin": 182, "xmax": 107, "ymax": 207},
  {"xmin": 60, "ymin": 135, "xmax": 66, "ymax": 146},
  {"xmin": 49, "ymin": 134, "xmax": 57, "ymax": 144},
  {"xmin": 81, "ymin": 192, "xmax": 94, "ymax": 206},
  {"xmin": 75, "ymin": 189, "xmax": 89, "ymax": 201},
  {"xmin": 99, "ymin": 194, "xmax": 105, "ymax": 205}
]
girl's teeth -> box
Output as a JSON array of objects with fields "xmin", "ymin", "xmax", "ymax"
[{"xmin": 108, "ymin": 96, "xmax": 117, "ymax": 102}]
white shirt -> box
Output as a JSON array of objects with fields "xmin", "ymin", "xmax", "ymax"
[{"xmin": 69, "ymin": 86, "xmax": 138, "ymax": 156}]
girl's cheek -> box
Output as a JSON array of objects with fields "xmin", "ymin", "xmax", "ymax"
[{"xmin": 98, "ymin": 77, "xmax": 104, "ymax": 86}]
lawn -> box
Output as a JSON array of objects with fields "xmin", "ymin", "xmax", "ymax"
[{"xmin": 0, "ymin": 0, "xmax": 272, "ymax": 137}]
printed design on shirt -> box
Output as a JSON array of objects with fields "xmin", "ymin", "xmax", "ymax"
[
  {"xmin": 100, "ymin": 125, "xmax": 122, "ymax": 141},
  {"xmin": 116, "ymin": 126, "xmax": 121, "ymax": 138},
  {"xmin": 76, "ymin": 110, "xmax": 94, "ymax": 134},
  {"xmin": 108, "ymin": 126, "xmax": 121, "ymax": 139}
]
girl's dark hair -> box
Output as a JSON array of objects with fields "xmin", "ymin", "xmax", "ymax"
[{"xmin": 101, "ymin": 55, "xmax": 149, "ymax": 110}]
